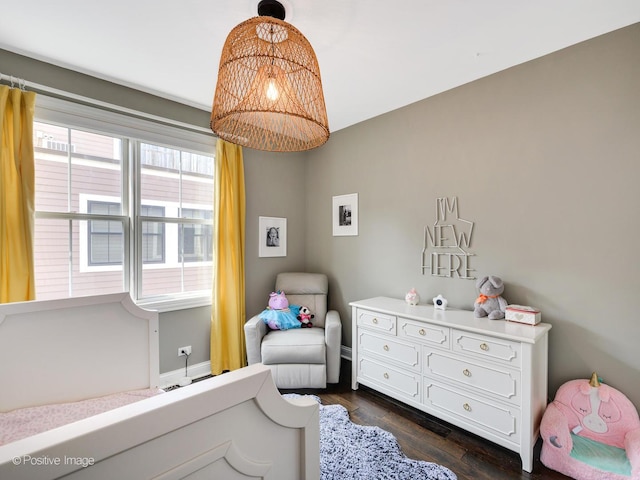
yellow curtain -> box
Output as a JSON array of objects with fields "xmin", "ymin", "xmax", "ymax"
[
  {"xmin": 211, "ymin": 139, "xmax": 246, "ymax": 374},
  {"xmin": 0, "ymin": 86, "xmax": 36, "ymax": 303}
]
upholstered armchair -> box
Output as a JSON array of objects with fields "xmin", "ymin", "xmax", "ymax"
[
  {"xmin": 540, "ymin": 373, "xmax": 640, "ymax": 480},
  {"xmin": 244, "ymin": 272, "xmax": 342, "ymax": 389}
]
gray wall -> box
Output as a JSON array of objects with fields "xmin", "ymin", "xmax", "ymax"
[
  {"xmin": 243, "ymin": 149, "xmax": 308, "ymax": 315},
  {"xmin": 0, "ymin": 49, "xmax": 212, "ymax": 130},
  {"xmin": 306, "ymin": 23, "xmax": 640, "ymax": 408}
]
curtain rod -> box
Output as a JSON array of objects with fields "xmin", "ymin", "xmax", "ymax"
[
  {"xmin": 0, "ymin": 72, "xmax": 214, "ymax": 137},
  {"xmin": 0, "ymin": 73, "xmax": 27, "ymax": 91}
]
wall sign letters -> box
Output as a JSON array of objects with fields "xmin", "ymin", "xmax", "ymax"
[{"xmin": 421, "ymin": 197, "xmax": 475, "ymax": 279}]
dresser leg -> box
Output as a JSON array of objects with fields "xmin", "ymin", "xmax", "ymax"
[{"xmin": 521, "ymin": 452, "xmax": 533, "ymax": 473}]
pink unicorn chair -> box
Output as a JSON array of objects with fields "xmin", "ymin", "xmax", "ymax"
[{"xmin": 540, "ymin": 372, "xmax": 640, "ymax": 479}]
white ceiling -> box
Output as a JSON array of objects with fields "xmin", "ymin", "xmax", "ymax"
[{"xmin": 1, "ymin": 1, "xmax": 638, "ymax": 132}]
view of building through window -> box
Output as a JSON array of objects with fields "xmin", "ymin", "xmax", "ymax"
[{"xmin": 33, "ymin": 121, "xmax": 214, "ymax": 303}]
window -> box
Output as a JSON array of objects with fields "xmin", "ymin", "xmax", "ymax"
[
  {"xmin": 181, "ymin": 209, "xmax": 213, "ymax": 263},
  {"xmin": 88, "ymin": 201, "xmax": 123, "ymax": 266},
  {"xmin": 87, "ymin": 202, "xmax": 166, "ymax": 265},
  {"xmin": 140, "ymin": 205, "xmax": 166, "ymax": 264},
  {"xmin": 136, "ymin": 143, "xmax": 214, "ymax": 300},
  {"xmin": 33, "ymin": 96, "xmax": 216, "ymax": 310}
]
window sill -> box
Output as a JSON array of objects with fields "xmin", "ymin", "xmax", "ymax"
[{"xmin": 137, "ymin": 294, "xmax": 212, "ymax": 313}]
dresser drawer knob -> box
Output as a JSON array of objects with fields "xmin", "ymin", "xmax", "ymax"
[
  {"xmin": 419, "ymin": 329, "xmax": 426, "ymax": 336},
  {"xmin": 463, "ymin": 369, "xmax": 471, "ymax": 377},
  {"xmin": 373, "ymin": 318, "xmax": 379, "ymax": 324},
  {"xmin": 480, "ymin": 343, "xmax": 489, "ymax": 351},
  {"xmin": 463, "ymin": 403, "xmax": 472, "ymax": 412},
  {"xmin": 383, "ymin": 372, "xmax": 389, "ymax": 379},
  {"xmin": 383, "ymin": 345, "xmax": 389, "ymax": 351}
]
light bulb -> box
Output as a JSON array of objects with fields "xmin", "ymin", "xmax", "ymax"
[{"xmin": 266, "ymin": 78, "xmax": 279, "ymax": 101}]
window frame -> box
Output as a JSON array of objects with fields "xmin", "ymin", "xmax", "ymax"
[{"xmin": 34, "ymin": 95, "xmax": 216, "ymax": 312}]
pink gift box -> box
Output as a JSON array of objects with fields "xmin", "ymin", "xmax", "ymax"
[{"xmin": 505, "ymin": 305, "xmax": 541, "ymax": 325}]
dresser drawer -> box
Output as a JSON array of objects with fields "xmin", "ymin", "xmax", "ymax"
[
  {"xmin": 357, "ymin": 309, "xmax": 396, "ymax": 334},
  {"xmin": 424, "ymin": 381, "xmax": 520, "ymax": 443},
  {"xmin": 358, "ymin": 331, "xmax": 419, "ymax": 370},
  {"xmin": 399, "ymin": 318, "xmax": 450, "ymax": 349},
  {"xmin": 423, "ymin": 350, "xmax": 520, "ymax": 405},
  {"xmin": 358, "ymin": 357, "xmax": 420, "ymax": 401},
  {"xmin": 452, "ymin": 329, "xmax": 521, "ymax": 366}
]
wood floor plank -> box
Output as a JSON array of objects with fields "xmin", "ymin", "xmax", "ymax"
[{"xmin": 281, "ymin": 359, "xmax": 571, "ymax": 480}]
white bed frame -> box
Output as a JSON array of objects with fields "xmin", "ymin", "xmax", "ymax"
[{"xmin": 0, "ymin": 293, "xmax": 319, "ymax": 480}]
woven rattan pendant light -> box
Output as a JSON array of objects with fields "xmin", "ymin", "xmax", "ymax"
[{"xmin": 211, "ymin": 0, "xmax": 329, "ymax": 152}]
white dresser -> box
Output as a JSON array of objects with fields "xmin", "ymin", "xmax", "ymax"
[{"xmin": 350, "ymin": 296, "xmax": 552, "ymax": 473}]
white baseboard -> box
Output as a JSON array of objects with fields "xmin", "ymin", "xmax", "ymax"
[
  {"xmin": 161, "ymin": 347, "xmax": 351, "ymax": 389},
  {"xmin": 160, "ymin": 360, "xmax": 211, "ymax": 388}
]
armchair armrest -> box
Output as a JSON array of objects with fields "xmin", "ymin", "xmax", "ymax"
[
  {"xmin": 540, "ymin": 402, "xmax": 573, "ymax": 455},
  {"xmin": 625, "ymin": 427, "xmax": 640, "ymax": 478},
  {"xmin": 324, "ymin": 310, "xmax": 342, "ymax": 384},
  {"xmin": 244, "ymin": 314, "xmax": 268, "ymax": 365}
]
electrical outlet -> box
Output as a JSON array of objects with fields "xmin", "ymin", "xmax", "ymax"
[{"xmin": 178, "ymin": 346, "xmax": 192, "ymax": 357}]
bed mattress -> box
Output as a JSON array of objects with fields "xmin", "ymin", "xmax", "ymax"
[{"xmin": 0, "ymin": 388, "xmax": 163, "ymax": 446}]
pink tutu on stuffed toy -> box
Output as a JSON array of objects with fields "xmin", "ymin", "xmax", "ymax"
[
  {"xmin": 259, "ymin": 290, "xmax": 302, "ymax": 330},
  {"xmin": 260, "ymin": 307, "xmax": 301, "ymax": 330}
]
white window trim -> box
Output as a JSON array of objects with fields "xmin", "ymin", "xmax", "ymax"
[
  {"xmin": 35, "ymin": 95, "xmax": 216, "ymax": 153},
  {"xmin": 35, "ymin": 95, "xmax": 216, "ymax": 311}
]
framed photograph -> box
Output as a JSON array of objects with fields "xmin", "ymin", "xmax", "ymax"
[
  {"xmin": 332, "ymin": 193, "xmax": 358, "ymax": 236},
  {"xmin": 259, "ymin": 216, "xmax": 287, "ymax": 257}
]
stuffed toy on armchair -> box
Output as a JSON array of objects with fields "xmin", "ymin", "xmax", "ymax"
[
  {"xmin": 259, "ymin": 291, "xmax": 301, "ymax": 330},
  {"xmin": 296, "ymin": 306, "xmax": 314, "ymax": 328},
  {"xmin": 540, "ymin": 372, "xmax": 640, "ymax": 479}
]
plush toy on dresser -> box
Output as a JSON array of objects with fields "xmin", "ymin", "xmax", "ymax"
[
  {"xmin": 474, "ymin": 275, "xmax": 508, "ymax": 320},
  {"xmin": 405, "ymin": 288, "xmax": 420, "ymax": 305}
]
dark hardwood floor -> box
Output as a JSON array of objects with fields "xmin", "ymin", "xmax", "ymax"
[{"xmin": 282, "ymin": 360, "xmax": 570, "ymax": 480}]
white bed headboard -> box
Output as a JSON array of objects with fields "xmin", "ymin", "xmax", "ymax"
[{"xmin": 0, "ymin": 293, "xmax": 159, "ymax": 412}]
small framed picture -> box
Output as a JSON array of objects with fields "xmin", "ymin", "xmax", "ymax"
[
  {"xmin": 259, "ymin": 216, "xmax": 287, "ymax": 257},
  {"xmin": 332, "ymin": 193, "xmax": 358, "ymax": 236}
]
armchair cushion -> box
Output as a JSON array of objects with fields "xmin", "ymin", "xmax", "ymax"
[
  {"xmin": 261, "ymin": 329, "xmax": 326, "ymax": 364},
  {"xmin": 569, "ymin": 433, "xmax": 631, "ymax": 477}
]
